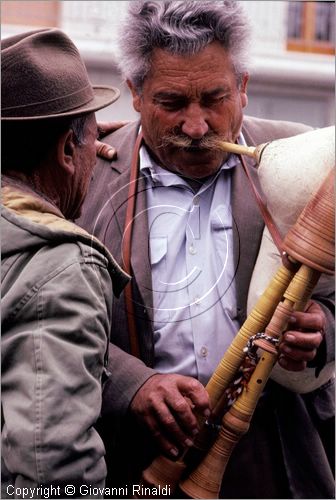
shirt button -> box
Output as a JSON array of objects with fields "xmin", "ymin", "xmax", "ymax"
[
  {"xmin": 194, "ymin": 296, "xmax": 201, "ymax": 305},
  {"xmin": 193, "ymin": 195, "xmax": 200, "ymax": 206},
  {"xmin": 200, "ymin": 346, "xmax": 208, "ymax": 357},
  {"xmin": 189, "ymin": 244, "xmax": 197, "ymax": 255}
]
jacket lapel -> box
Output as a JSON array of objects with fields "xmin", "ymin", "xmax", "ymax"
[
  {"xmin": 106, "ymin": 125, "xmax": 154, "ymax": 320},
  {"xmin": 131, "ymin": 174, "xmax": 154, "ymax": 321},
  {"xmin": 232, "ymin": 126, "xmax": 265, "ymax": 322}
]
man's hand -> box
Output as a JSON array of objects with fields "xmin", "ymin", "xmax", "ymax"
[
  {"xmin": 278, "ymin": 300, "xmax": 326, "ymax": 371},
  {"xmin": 95, "ymin": 121, "xmax": 129, "ymax": 160},
  {"xmin": 129, "ymin": 373, "xmax": 210, "ymax": 457}
]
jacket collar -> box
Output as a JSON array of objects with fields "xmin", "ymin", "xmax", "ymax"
[
  {"xmin": 106, "ymin": 123, "xmax": 154, "ymax": 319},
  {"xmin": 231, "ymin": 121, "xmax": 265, "ymax": 321}
]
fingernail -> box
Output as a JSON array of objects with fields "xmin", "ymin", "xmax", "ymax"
[
  {"xmin": 184, "ymin": 439, "xmax": 194, "ymax": 447},
  {"xmin": 170, "ymin": 448, "xmax": 179, "ymax": 457},
  {"xmin": 204, "ymin": 409, "xmax": 211, "ymax": 418},
  {"xmin": 282, "ymin": 345, "xmax": 292, "ymax": 354},
  {"xmin": 285, "ymin": 334, "xmax": 295, "ymax": 342},
  {"xmin": 192, "ymin": 428, "xmax": 199, "ymax": 436},
  {"xmin": 289, "ymin": 316, "xmax": 296, "ymax": 324},
  {"xmin": 106, "ymin": 148, "xmax": 115, "ymax": 158}
]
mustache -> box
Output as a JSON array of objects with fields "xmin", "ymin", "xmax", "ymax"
[{"xmin": 159, "ymin": 130, "xmax": 229, "ymax": 151}]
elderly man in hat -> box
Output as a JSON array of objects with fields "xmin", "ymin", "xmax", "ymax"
[{"xmin": 1, "ymin": 29, "xmax": 130, "ymax": 495}]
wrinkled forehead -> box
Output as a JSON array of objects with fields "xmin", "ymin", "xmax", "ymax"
[{"xmin": 144, "ymin": 43, "xmax": 238, "ymax": 93}]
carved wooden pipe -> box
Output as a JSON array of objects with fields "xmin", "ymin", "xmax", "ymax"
[
  {"xmin": 217, "ymin": 140, "xmax": 269, "ymax": 163},
  {"xmin": 179, "ymin": 171, "xmax": 334, "ymax": 498},
  {"xmin": 179, "ymin": 265, "xmax": 320, "ymax": 498},
  {"xmin": 136, "ymin": 262, "xmax": 298, "ymax": 498}
]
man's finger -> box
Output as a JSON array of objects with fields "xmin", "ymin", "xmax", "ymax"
[
  {"xmin": 95, "ymin": 139, "xmax": 117, "ymax": 160},
  {"xmin": 165, "ymin": 393, "xmax": 199, "ymax": 436},
  {"xmin": 288, "ymin": 300, "xmax": 326, "ymax": 331},
  {"xmin": 178, "ymin": 378, "xmax": 211, "ymax": 417},
  {"xmin": 144, "ymin": 413, "xmax": 180, "ymax": 457},
  {"xmin": 280, "ymin": 345, "xmax": 317, "ymax": 363},
  {"xmin": 151, "ymin": 401, "xmax": 195, "ymax": 449},
  {"xmin": 278, "ymin": 355, "xmax": 306, "ymax": 372},
  {"xmin": 282, "ymin": 331, "xmax": 323, "ymax": 350},
  {"xmin": 279, "ymin": 331, "xmax": 322, "ymax": 364}
]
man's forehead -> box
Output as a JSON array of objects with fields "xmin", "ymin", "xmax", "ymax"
[
  {"xmin": 146, "ymin": 44, "xmax": 236, "ymax": 90},
  {"xmin": 152, "ymin": 86, "xmax": 232, "ymax": 99}
]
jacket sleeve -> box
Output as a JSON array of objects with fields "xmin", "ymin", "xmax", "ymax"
[
  {"xmin": 310, "ymin": 273, "xmax": 335, "ymax": 368},
  {"xmin": 102, "ymin": 343, "xmax": 156, "ymax": 416},
  {"xmin": 1, "ymin": 249, "xmax": 113, "ymax": 493}
]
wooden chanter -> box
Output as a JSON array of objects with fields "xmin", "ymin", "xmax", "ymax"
[
  {"xmin": 179, "ymin": 169, "xmax": 334, "ymax": 499},
  {"xmin": 136, "ymin": 126, "xmax": 335, "ymax": 498}
]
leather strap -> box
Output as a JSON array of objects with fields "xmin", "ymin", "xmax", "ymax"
[
  {"xmin": 238, "ymin": 153, "xmax": 284, "ymax": 255},
  {"xmin": 122, "ymin": 131, "xmax": 143, "ymax": 358}
]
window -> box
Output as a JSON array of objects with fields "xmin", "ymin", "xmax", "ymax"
[{"xmin": 287, "ymin": 1, "xmax": 335, "ymax": 55}]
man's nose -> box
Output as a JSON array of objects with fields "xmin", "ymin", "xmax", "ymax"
[{"xmin": 181, "ymin": 104, "xmax": 209, "ymax": 139}]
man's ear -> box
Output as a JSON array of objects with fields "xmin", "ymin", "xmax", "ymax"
[
  {"xmin": 57, "ymin": 129, "xmax": 76, "ymax": 175},
  {"xmin": 127, "ymin": 79, "xmax": 142, "ymax": 113},
  {"xmin": 240, "ymin": 72, "xmax": 249, "ymax": 109}
]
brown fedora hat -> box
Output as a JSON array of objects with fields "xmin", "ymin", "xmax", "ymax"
[{"xmin": 1, "ymin": 28, "xmax": 120, "ymax": 120}]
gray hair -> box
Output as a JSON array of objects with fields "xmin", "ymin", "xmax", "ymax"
[
  {"xmin": 118, "ymin": 0, "xmax": 251, "ymax": 91},
  {"xmin": 70, "ymin": 114, "xmax": 89, "ymax": 146}
]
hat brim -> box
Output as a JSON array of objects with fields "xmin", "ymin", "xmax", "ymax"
[{"xmin": 1, "ymin": 86, "xmax": 120, "ymax": 121}]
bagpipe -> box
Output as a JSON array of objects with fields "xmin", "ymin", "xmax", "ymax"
[{"xmin": 137, "ymin": 126, "xmax": 335, "ymax": 498}]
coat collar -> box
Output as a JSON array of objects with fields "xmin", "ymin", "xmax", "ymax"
[
  {"xmin": 231, "ymin": 160, "xmax": 264, "ymax": 321},
  {"xmin": 230, "ymin": 122, "xmax": 265, "ymax": 320}
]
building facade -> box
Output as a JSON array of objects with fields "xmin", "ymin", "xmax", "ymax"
[{"xmin": 1, "ymin": 1, "xmax": 334, "ymax": 126}]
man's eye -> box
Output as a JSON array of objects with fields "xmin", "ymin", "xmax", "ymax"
[
  {"xmin": 155, "ymin": 99, "xmax": 185, "ymax": 111},
  {"xmin": 163, "ymin": 102, "xmax": 180, "ymax": 110},
  {"xmin": 203, "ymin": 95, "xmax": 227, "ymax": 106}
]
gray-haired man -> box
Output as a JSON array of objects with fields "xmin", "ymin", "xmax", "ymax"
[{"xmin": 79, "ymin": 2, "xmax": 335, "ymax": 498}]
